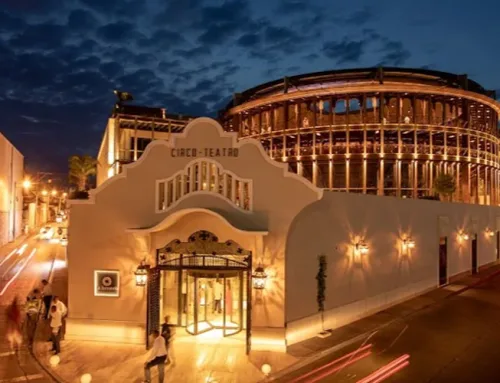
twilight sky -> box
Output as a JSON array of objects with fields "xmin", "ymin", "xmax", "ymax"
[{"xmin": 1, "ymin": 0, "xmax": 499, "ymax": 174}]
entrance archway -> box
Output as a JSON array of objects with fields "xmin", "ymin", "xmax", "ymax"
[{"xmin": 147, "ymin": 230, "xmax": 252, "ymax": 353}]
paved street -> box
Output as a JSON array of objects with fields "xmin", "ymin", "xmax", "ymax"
[
  {"xmin": 276, "ymin": 271, "xmax": 500, "ymax": 383},
  {"xmin": 0, "ymin": 227, "xmax": 63, "ymax": 382}
]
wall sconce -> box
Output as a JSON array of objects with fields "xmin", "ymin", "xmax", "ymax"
[
  {"xmin": 352, "ymin": 240, "xmax": 369, "ymax": 263},
  {"xmin": 134, "ymin": 260, "xmax": 150, "ymax": 287},
  {"xmin": 485, "ymin": 228, "xmax": 495, "ymax": 238},
  {"xmin": 401, "ymin": 237, "xmax": 416, "ymax": 255},
  {"xmin": 458, "ymin": 231, "xmax": 470, "ymax": 242},
  {"xmin": 252, "ymin": 265, "xmax": 267, "ymax": 289}
]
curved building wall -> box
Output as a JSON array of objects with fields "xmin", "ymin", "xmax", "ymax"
[{"xmin": 222, "ymin": 70, "xmax": 500, "ymax": 205}]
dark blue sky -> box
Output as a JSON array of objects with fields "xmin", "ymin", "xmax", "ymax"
[{"xmin": 1, "ymin": 0, "xmax": 499, "ymax": 173}]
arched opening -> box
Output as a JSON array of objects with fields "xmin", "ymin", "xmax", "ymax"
[{"xmin": 148, "ymin": 230, "xmax": 252, "ymax": 352}]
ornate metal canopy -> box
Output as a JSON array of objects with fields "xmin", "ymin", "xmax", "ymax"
[{"xmin": 157, "ymin": 230, "xmax": 251, "ymax": 270}]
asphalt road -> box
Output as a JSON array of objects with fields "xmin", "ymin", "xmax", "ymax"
[
  {"xmin": 0, "ymin": 225, "xmax": 65, "ymax": 382},
  {"xmin": 278, "ymin": 272, "xmax": 500, "ymax": 383}
]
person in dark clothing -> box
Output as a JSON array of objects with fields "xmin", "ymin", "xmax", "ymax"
[
  {"xmin": 160, "ymin": 315, "xmax": 175, "ymax": 366},
  {"xmin": 41, "ymin": 279, "xmax": 53, "ymax": 320}
]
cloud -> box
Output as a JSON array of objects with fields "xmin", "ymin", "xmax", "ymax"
[
  {"xmin": 322, "ymin": 39, "xmax": 367, "ymax": 64},
  {"xmin": 378, "ymin": 41, "xmax": 411, "ymax": 66},
  {"xmin": 345, "ymin": 6, "xmax": 374, "ymax": 25}
]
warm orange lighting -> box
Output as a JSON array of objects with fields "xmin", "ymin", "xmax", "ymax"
[
  {"xmin": 41, "ymin": 190, "xmax": 48, "ymax": 196},
  {"xmin": 485, "ymin": 228, "xmax": 495, "ymax": 238},
  {"xmin": 63, "ymin": 192, "xmax": 68, "ymax": 198},
  {"xmin": 458, "ymin": 231, "xmax": 470, "ymax": 242},
  {"xmin": 51, "ymin": 189, "xmax": 57, "ymax": 196},
  {"xmin": 352, "ymin": 240, "xmax": 369, "ymax": 263},
  {"xmin": 402, "ymin": 237, "xmax": 416, "ymax": 254},
  {"xmin": 22, "ymin": 179, "xmax": 32, "ymax": 189}
]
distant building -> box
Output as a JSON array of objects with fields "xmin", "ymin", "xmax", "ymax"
[
  {"xmin": 0, "ymin": 133, "xmax": 24, "ymax": 246},
  {"xmin": 96, "ymin": 104, "xmax": 194, "ymax": 186}
]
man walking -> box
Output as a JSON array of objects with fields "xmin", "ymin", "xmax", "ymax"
[
  {"xmin": 41, "ymin": 279, "xmax": 53, "ymax": 320},
  {"xmin": 213, "ymin": 279, "xmax": 223, "ymax": 314},
  {"xmin": 52, "ymin": 296, "xmax": 67, "ymax": 339},
  {"xmin": 143, "ymin": 330, "xmax": 167, "ymax": 383},
  {"xmin": 49, "ymin": 305, "xmax": 62, "ymax": 354}
]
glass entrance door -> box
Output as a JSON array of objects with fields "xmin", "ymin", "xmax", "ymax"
[{"xmin": 184, "ymin": 270, "xmax": 245, "ymax": 336}]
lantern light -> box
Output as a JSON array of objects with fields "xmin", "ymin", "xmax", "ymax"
[
  {"xmin": 352, "ymin": 240, "xmax": 369, "ymax": 264},
  {"xmin": 252, "ymin": 265, "xmax": 267, "ymax": 289},
  {"xmin": 402, "ymin": 237, "xmax": 416, "ymax": 251},
  {"xmin": 458, "ymin": 231, "xmax": 470, "ymax": 242},
  {"xmin": 485, "ymin": 228, "xmax": 495, "ymax": 238},
  {"xmin": 134, "ymin": 260, "xmax": 150, "ymax": 286}
]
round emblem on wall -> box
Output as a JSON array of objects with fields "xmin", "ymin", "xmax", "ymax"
[{"xmin": 101, "ymin": 276, "xmax": 113, "ymax": 287}]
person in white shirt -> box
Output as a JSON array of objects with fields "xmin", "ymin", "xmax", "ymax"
[
  {"xmin": 144, "ymin": 330, "xmax": 167, "ymax": 383},
  {"xmin": 49, "ymin": 305, "xmax": 62, "ymax": 354},
  {"xmin": 52, "ymin": 296, "xmax": 67, "ymax": 340}
]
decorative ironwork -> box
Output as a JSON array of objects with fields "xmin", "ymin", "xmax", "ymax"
[
  {"xmin": 157, "ymin": 230, "xmax": 251, "ymax": 269},
  {"xmin": 146, "ymin": 267, "xmax": 160, "ymax": 348}
]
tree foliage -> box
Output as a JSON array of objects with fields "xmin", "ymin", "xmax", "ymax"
[
  {"xmin": 316, "ymin": 254, "xmax": 327, "ymax": 312},
  {"xmin": 433, "ymin": 173, "xmax": 456, "ymax": 201},
  {"xmin": 68, "ymin": 155, "xmax": 97, "ymax": 191}
]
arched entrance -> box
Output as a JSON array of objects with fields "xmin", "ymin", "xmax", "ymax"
[{"xmin": 147, "ymin": 230, "xmax": 252, "ymax": 353}]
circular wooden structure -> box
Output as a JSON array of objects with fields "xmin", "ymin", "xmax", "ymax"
[{"xmin": 221, "ymin": 67, "xmax": 500, "ymax": 204}]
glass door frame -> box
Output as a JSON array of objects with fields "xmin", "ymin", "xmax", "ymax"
[{"xmin": 156, "ymin": 249, "xmax": 253, "ymax": 354}]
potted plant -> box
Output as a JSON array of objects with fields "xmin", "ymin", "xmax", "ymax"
[{"xmin": 316, "ymin": 254, "xmax": 331, "ymax": 338}]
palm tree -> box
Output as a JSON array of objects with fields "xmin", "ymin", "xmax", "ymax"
[
  {"xmin": 69, "ymin": 155, "xmax": 97, "ymax": 191},
  {"xmin": 433, "ymin": 173, "xmax": 456, "ymax": 201}
]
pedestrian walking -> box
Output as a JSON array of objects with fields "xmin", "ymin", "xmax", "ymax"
[
  {"xmin": 52, "ymin": 296, "xmax": 67, "ymax": 339},
  {"xmin": 41, "ymin": 279, "xmax": 53, "ymax": 320},
  {"xmin": 49, "ymin": 305, "xmax": 62, "ymax": 354},
  {"xmin": 161, "ymin": 315, "xmax": 176, "ymax": 366},
  {"xmin": 25, "ymin": 290, "xmax": 41, "ymax": 347},
  {"xmin": 6, "ymin": 297, "xmax": 22, "ymax": 352},
  {"xmin": 143, "ymin": 330, "xmax": 167, "ymax": 383}
]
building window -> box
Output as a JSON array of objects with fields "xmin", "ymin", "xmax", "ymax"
[{"xmin": 156, "ymin": 159, "xmax": 253, "ymax": 212}]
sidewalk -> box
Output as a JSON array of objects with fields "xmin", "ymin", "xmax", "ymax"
[
  {"xmin": 31, "ymin": 260, "xmax": 500, "ymax": 383},
  {"xmin": 32, "ymin": 251, "xmax": 296, "ymax": 383}
]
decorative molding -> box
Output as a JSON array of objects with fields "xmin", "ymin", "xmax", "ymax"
[
  {"xmin": 70, "ymin": 117, "xmax": 323, "ymax": 205},
  {"xmin": 126, "ymin": 207, "xmax": 268, "ymax": 236},
  {"xmin": 155, "ymin": 158, "xmax": 253, "ymax": 214}
]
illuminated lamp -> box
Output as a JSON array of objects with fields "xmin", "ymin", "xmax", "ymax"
[
  {"xmin": 458, "ymin": 231, "xmax": 470, "ymax": 242},
  {"xmin": 49, "ymin": 355, "xmax": 60, "ymax": 367},
  {"xmin": 80, "ymin": 373, "xmax": 92, "ymax": 383},
  {"xmin": 134, "ymin": 260, "xmax": 150, "ymax": 287},
  {"xmin": 402, "ymin": 237, "xmax": 416, "ymax": 254},
  {"xmin": 352, "ymin": 240, "xmax": 369, "ymax": 264},
  {"xmin": 252, "ymin": 265, "xmax": 267, "ymax": 289},
  {"xmin": 485, "ymin": 228, "xmax": 495, "ymax": 238}
]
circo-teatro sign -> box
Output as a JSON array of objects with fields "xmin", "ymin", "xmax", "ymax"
[{"xmin": 171, "ymin": 148, "xmax": 239, "ymax": 158}]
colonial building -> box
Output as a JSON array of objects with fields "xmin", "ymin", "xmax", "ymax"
[
  {"xmin": 67, "ymin": 117, "xmax": 500, "ymax": 352},
  {"xmin": 0, "ymin": 132, "xmax": 24, "ymax": 246}
]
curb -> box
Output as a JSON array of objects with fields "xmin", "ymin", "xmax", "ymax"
[
  {"xmin": 29, "ymin": 247, "xmax": 64, "ymax": 383},
  {"xmin": 261, "ymin": 264, "xmax": 500, "ymax": 382}
]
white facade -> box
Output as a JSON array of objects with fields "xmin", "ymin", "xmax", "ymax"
[
  {"xmin": 0, "ymin": 133, "xmax": 24, "ymax": 247},
  {"xmin": 69, "ymin": 118, "xmax": 500, "ymax": 353}
]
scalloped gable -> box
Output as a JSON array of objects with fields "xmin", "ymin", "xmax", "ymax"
[{"xmin": 72, "ymin": 117, "xmax": 323, "ymax": 205}]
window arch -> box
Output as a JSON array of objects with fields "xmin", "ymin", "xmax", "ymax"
[{"xmin": 156, "ymin": 159, "xmax": 253, "ymax": 212}]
